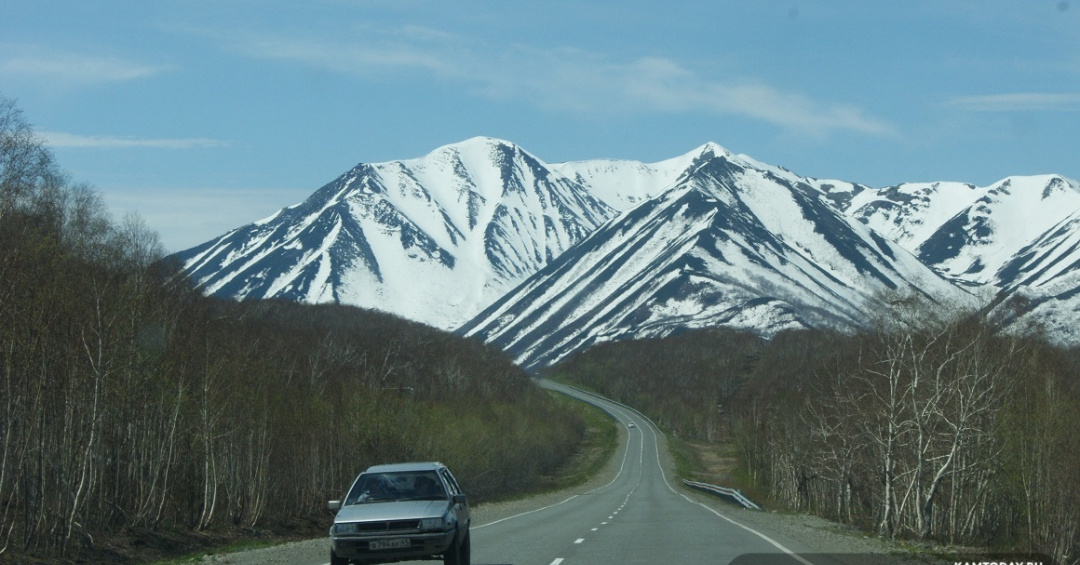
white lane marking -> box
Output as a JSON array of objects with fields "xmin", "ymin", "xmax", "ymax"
[
  {"xmin": 601, "ymin": 521, "xmax": 607, "ymax": 525},
  {"xmin": 688, "ymin": 499, "xmax": 815, "ymax": 565},
  {"xmin": 476, "ymin": 382, "xmax": 638, "ymax": 530},
  {"xmin": 585, "ymin": 408, "xmax": 633, "ymax": 495},
  {"xmin": 474, "ymin": 495, "xmax": 579, "ymax": 529},
  {"xmin": 626, "ymin": 392, "xmax": 817, "ymax": 565},
  {"xmin": 475, "ymin": 395, "xmax": 632, "ymax": 528},
  {"xmin": 550, "ymin": 559, "xmax": 565, "ymax": 565},
  {"xmin": 575, "ymin": 538, "xmax": 585, "ymax": 544},
  {"xmin": 591, "ymin": 527, "xmax": 598, "ymax": 531}
]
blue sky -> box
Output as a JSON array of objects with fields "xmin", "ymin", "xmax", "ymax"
[{"xmin": 3, "ymin": 1, "xmax": 1079, "ymax": 252}]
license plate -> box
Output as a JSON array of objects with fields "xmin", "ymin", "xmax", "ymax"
[{"xmin": 370, "ymin": 538, "xmax": 411, "ymax": 550}]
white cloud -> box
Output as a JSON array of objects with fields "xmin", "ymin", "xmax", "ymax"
[
  {"xmin": 232, "ymin": 28, "xmax": 894, "ymax": 137},
  {"xmin": 242, "ymin": 37, "xmax": 452, "ymax": 76},
  {"xmin": 233, "ymin": 24, "xmax": 460, "ymax": 78},
  {"xmin": 617, "ymin": 58, "xmax": 895, "ymax": 136},
  {"xmin": 0, "ymin": 50, "xmax": 170, "ymax": 84},
  {"xmin": 946, "ymin": 93, "xmax": 1080, "ymax": 112},
  {"xmin": 41, "ymin": 132, "xmax": 229, "ymax": 149}
]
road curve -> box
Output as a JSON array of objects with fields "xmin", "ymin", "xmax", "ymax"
[
  {"xmin": 200, "ymin": 381, "xmax": 860, "ymax": 565},
  {"xmin": 471, "ymin": 379, "xmax": 816, "ymax": 565}
]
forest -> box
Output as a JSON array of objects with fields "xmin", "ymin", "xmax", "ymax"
[
  {"xmin": 0, "ymin": 96, "xmax": 586, "ymax": 562},
  {"xmin": 7, "ymin": 90, "xmax": 1080, "ymax": 564},
  {"xmin": 546, "ymin": 317, "xmax": 1080, "ymax": 564}
]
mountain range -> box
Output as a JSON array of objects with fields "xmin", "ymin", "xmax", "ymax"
[
  {"xmin": 168, "ymin": 137, "xmax": 1080, "ymax": 368},
  {"xmin": 172, "ymin": 137, "xmax": 612, "ymax": 329}
]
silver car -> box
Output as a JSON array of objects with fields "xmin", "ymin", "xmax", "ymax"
[{"xmin": 328, "ymin": 462, "xmax": 470, "ymax": 565}]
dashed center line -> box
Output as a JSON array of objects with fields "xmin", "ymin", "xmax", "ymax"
[
  {"xmin": 575, "ymin": 538, "xmax": 585, "ymax": 544},
  {"xmin": 549, "ymin": 559, "xmax": 565, "ymax": 565}
]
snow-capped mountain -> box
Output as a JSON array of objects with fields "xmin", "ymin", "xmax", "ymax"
[
  {"xmin": 819, "ymin": 175, "xmax": 1080, "ymax": 287},
  {"xmin": 550, "ymin": 151, "xmax": 699, "ymax": 210},
  {"xmin": 988, "ymin": 208, "xmax": 1080, "ymax": 346},
  {"xmin": 169, "ymin": 136, "xmax": 1080, "ymax": 366},
  {"xmin": 170, "ymin": 137, "xmax": 615, "ymax": 329},
  {"xmin": 459, "ymin": 145, "xmax": 974, "ymax": 369}
]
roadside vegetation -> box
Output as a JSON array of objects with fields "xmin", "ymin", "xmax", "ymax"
[
  {"xmin": 534, "ymin": 394, "xmax": 619, "ymax": 493},
  {"xmin": 0, "ymin": 96, "xmax": 590, "ymax": 564},
  {"xmin": 545, "ymin": 313, "xmax": 1080, "ymax": 564}
]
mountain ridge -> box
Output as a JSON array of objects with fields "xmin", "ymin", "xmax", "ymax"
[
  {"xmin": 459, "ymin": 146, "xmax": 976, "ymax": 368},
  {"xmin": 173, "ymin": 137, "xmax": 618, "ymax": 328},
  {"xmin": 167, "ymin": 137, "xmax": 1080, "ymax": 365}
]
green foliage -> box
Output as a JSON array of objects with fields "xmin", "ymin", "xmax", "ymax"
[
  {"xmin": 0, "ymin": 96, "xmax": 586, "ymax": 561},
  {"xmin": 545, "ymin": 328, "xmax": 766, "ymax": 442},
  {"xmin": 549, "ymin": 317, "xmax": 1080, "ymax": 562},
  {"xmin": 537, "ymin": 393, "xmax": 616, "ymax": 492}
]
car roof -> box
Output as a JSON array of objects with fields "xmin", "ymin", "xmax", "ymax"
[{"xmin": 364, "ymin": 462, "xmax": 444, "ymax": 474}]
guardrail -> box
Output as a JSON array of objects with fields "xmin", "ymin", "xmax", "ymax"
[
  {"xmin": 547, "ymin": 382, "xmax": 761, "ymax": 511},
  {"xmin": 682, "ymin": 480, "xmax": 761, "ymax": 510}
]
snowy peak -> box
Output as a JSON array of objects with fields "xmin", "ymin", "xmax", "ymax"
[
  {"xmin": 461, "ymin": 152, "xmax": 973, "ymax": 369},
  {"xmin": 688, "ymin": 141, "xmax": 733, "ymax": 162},
  {"xmin": 825, "ymin": 174, "xmax": 1080, "ymax": 286},
  {"xmin": 987, "ymin": 205, "xmax": 1080, "ymax": 347},
  {"xmin": 911, "ymin": 175, "xmax": 1080, "ymax": 284},
  {"xmin": 169, "ymin": 136, "xmax": 1080, "ymax": 362},
  {"xmin": 549, "ymin": 141, "xmax": 751, "ymax": 213},
  {"xmin": 170, "ymin": 137, "xmax": 614, "ymax": 330}
]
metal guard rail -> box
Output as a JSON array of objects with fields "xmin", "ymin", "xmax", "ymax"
[{"xmin": 682, "ymin": 480, "xmax": 761, "ymax": 510}]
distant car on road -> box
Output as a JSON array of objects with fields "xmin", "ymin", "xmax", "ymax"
[
  {"xmin": 328, "ymin": 462, "xmax": 470, "ymax": 565},
  {"xmin": 628, "ymin": 422, "xmax": 636, "ymax": 428}
]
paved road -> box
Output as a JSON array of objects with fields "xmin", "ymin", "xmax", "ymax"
[
  {"xmin": 262, "ymin": 381, "xmax": 833, "ymax": 565},
  {"xmin": 468, "ymin": 380, "xmax": 816, "ymax": 565}
]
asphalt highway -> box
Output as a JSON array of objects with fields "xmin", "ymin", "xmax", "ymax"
[
  {"xmin": 295, "ymin": 380, "xmax": 829, "ymax": 565},
  {"xmin": 466, "ymin": 380, "xmax": 818, "ymax": 565}
]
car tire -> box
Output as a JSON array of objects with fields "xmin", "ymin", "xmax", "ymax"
[
  {"xmin": 443, "ymin": 529, "xmax": 470, "ymax": 565},
  {"xmin": 330, "ymin": 549, "xmax": 349, "ymax": 565}
]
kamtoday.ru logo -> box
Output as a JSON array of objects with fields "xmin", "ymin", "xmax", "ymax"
[{"xmin": 731, "ymin": 553, "xmax": 1056, "ymax": 565}]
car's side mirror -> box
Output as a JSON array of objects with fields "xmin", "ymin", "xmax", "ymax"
[
  {"xmin": 452, "ymin": 494, "xmax": 467, "ymax": 505},
  {"xmin": 328, "ymin": 499, "xmax": 342, "ymax": 512}
]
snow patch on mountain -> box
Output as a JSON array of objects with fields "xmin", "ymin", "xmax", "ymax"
[
  {"xmin": 820, "ymin": 175, "xmax": 1080, "ymax": 287},
  {"xmin": 171, "ymin": 137, "xmax": 614, "ymax": 329},
  {"xmin": 461, "ymin": 149, "xmax": 975, "ymax": 368},
  {"xmin": 170, "ymin": 136, "xmax": 1080, "ymax": 360}
]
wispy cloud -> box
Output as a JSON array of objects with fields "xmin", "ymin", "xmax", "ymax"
[
  {"xmin": 233, "ymin": 24, "xmax": 460, "ymax": 78},
  {"xmin": 241, "ymin": 37, "xmax": 451, "ymax": 77},
  {"xmin": 946, "ymin": 93, "xmax": 1080, "ymax": 112},
  {"xmin": 0, "ymin": 49, "xmax": 170, "ymax": 84},
  {"xmin": 611, "ymin": 57, "xmax": 894, "ymax": 136},
  {"xmin": 231, "ymin": 28, "xmax": 894, "ymax": 137},
  {"xmin": 42, "ymin": 132, "xmax": 229, "ymax": 149}
]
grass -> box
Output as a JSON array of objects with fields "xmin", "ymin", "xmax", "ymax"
[
  {"xmin": 668, "ymin": 433, "xmax": 703, "ymax": 480},
  {"xmin": 141, "ymin": 537, "xmax": 284, "ymax": 565},
  {"xmin": 490, "ymin": 390, "xmax": 619, "ymax": 503},
  {"xmin": 132, "ymin": 523, "xmax": 325, "ymax": 565},
  {"xmin": 541, "ymin": 390, "xmax": 619, "ymax": 491}
]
